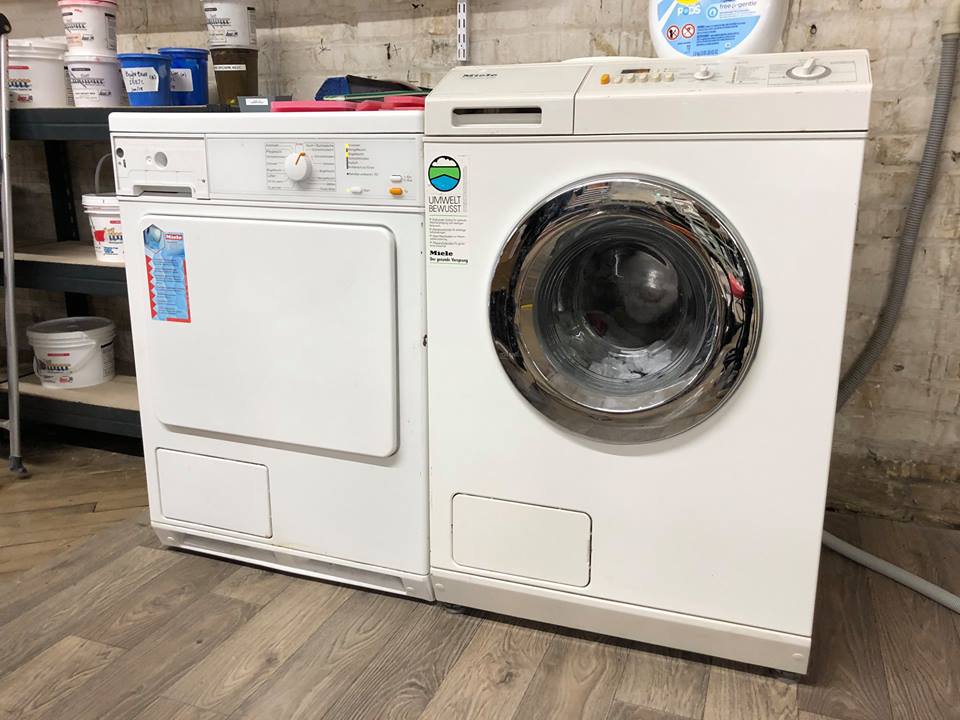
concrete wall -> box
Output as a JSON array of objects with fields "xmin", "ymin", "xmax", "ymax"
[{"xmin": 3, "ymin": 0, "xmax": 959, "ymax": 525}]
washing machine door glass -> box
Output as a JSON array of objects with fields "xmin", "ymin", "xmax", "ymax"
[{"xmin": 490, "ymin": 175, "xmax": 761, "ymax": 443}]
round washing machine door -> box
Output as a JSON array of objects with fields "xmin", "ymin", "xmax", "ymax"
[{"xmin": 490, "ymin": 175, "xmax": 762, "ymax": 444}]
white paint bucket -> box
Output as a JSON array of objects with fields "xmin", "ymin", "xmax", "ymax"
[
  {"xmin": 203, "ymin": 1, "xmax": 258, "ymax": 49},
  {"xmin": 58, "ymin": 0, "xmax": 118, "ymax": 54},
  {"xmin": 27, "ymin": 317, "xmax": 116, "ymax": 390},
  {"xmin": 8, "ymin": 40, "xmax": 69, "ymax": 108},
  {"xmin": 66, "ymin": 53, "xmax": 128, "ymax": 107},
  {"xmin": 82, "ymin": 194, "xmax": 124, "ymax": 263}
]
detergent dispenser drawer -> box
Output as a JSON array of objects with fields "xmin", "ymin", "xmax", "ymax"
[{"xmin": 138, "ymin": 215, "xmax": 399, "ymax": 457}]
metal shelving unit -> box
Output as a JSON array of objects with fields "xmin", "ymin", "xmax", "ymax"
[{"xmin": 1, "ymin": 104, "xmax": 225, "ymax": 449}]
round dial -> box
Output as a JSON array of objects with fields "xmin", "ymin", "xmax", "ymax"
[
  {"xmin": 787, "ymin": 58, "xmax": 830, "ymax": 81},
  {"xmin": 284, "ymin": 151, "xmax": 312, "ymax": 182},
  {"xmin": 694, "ymin": 65, "xmax": 714, "ymax": 81}
]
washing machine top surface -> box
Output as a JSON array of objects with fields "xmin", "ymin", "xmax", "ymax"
[{"xmin": 425, "ymin": 50, "xmax": 871, "ymax": 135}]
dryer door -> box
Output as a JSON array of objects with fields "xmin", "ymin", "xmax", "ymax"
[{"xmin": 490, "ymin": 175, "xmax": 761, "ymax": 443}]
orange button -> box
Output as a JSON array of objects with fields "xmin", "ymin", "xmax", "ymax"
[
  {"xmin": 600, "ymin": 73, "xmax": 610, "ymax": 85},
  {"xmin": 389, "ymin": 187, "xmax": 404, "ymax": 196}
]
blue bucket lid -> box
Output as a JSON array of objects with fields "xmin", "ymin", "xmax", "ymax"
[
  {"xmin": 158, "ymin": 48, "xmax": 209, "ymax": 59},
  {"xmin": 117, "ymin": 53, "xmax": 170, "ymax": 63}
]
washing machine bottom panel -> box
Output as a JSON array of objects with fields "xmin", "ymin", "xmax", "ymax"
[{"xmin": 432, "ymin": 568, "xmax": 810, "ymax": 674}]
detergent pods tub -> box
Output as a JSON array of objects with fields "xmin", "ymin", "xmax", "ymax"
[
  {"xmin": 158, "ymin": 48, "xmax": 209, "ymax": 105},
  {"xmin": 7, "ymin": 39, "xmax": 69, "ymax": 107},
  {"xmin": 66, "ymin": 53, "xmax": 127, "ymax": 107},
  {"xmin": 118, "ymin": 54, "xmax": 172, "ymax": 106},
  {"xmin": 58, "ymin": 0, "xmax": 118, "ymax": 54},
  {"xmin": 27, "ymin": 317, "xmax": 116, "ymax": 390},
  {"xmin": 82, "ymin": 194, "xmax": 124, "ymax": 263}
]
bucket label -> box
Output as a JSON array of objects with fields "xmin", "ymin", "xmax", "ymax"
[
  {"xmin": 144, "ymin": 225, "xmax": 192, "ymax": 323},
  {"xmin": 122, "ymin": 67, "xmax": 160, "ymax": 93},
  {"xmin": 213, "ymin": 64, "xmax": 246, "ymax": 72},
  {"xmin": 204, "ymin": 3, "xmax": 258, "ymax": 48},
  {"xmin": 427, "ymin": 155, "xmax": 469, "ymax": 266},
  {"xmin": 170, "ymin": 68, "xmax": 195, "ymax": 92},
  {"xmin": 656, "ymin": 0, "xmax": 761, "ymax": 57}
]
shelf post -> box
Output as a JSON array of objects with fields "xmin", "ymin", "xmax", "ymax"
[
  {"xmin": 0, "ymin": 13, "xmax": 29, "ymax": 476},
  {"xmin": 44, "ymin": 139, "xmax": 89, "ymax": 316}
]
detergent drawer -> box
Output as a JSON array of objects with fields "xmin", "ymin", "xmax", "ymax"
[{"xmin": 135, "ymin": 214, "xmax": 399, "ymax": 457}]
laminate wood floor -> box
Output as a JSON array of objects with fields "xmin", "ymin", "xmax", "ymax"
[{"xmin": 0, "ymin": 444, "xmax": 958, "ymax": 719}]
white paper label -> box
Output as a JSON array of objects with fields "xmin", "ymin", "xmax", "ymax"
[
  {"xmin": 213, "ymin": 63, "xmax": 247, "ymax": 72},
  {"xmin": 204, "ymin": 2, "xmax": 258, "ymax": 48},
  {"xmin": 427, "ymin": 155, "xmax": 469, "ymax": 265},
  {"xmin": 245, "ymin": 97, "xmax": 269, "ymax": 105},
  {"xmin": 122, "ymin": 67, "xmax": 160, "ymax": 93},
  {"xmin": 170, "ymin": 68, "xmax": 194, "ymax": 92}
]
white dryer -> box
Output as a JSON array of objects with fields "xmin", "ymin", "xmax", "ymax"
[
  {"xmin": 110, "ymin": 111, "xmax": 432, "ymax": 599},
  {"xmin": 423, "ymin": 52, "xmax": 871, "ymax": 671}
]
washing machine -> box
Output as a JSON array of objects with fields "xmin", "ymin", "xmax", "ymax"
[
  {"xmin": 109, "ymin": 110, "xmax": 432, "ymax": 599},
  {"xmin": 423, "ymin": 51, "xmax": 871, "ymax": 671}
]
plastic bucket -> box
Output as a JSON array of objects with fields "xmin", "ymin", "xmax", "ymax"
[
  {"xmin": 118, "ymin": 53, "xmax": 172, "ymax": 106},
  {"xmin": 82, "ymin": 194, "xmax": 124, "ymax": 263},
  {"xmin": 58, "ymin": 0, "xmax": 118, "ymax": 54},
  {"xmin": 203, "ymin": 1, "xmax": 258, "ymax": 49},
  {"xmin": 211, "ymin": 47, "xmax": 258, "ymax": 107},
  {"xmin": 66, "ymin": 53, "xmax": 128, "ymax": 107},
  {"xmin": 27, "ymin": 317, "xmax": 116, "ymax": 390},
  {"xmin": 8, "ymin": 40, "xmax": 69, "ymax": 108},
  {"xmin": 158, "ymin": 48, "xmax": 209, "ymax": 106}
]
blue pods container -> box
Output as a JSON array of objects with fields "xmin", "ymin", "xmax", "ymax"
[
  {"xmin": 158, "ymin": 48, "xmax": 209, "ymax": 106},
  {"xmin": 117, "ymin": 53, "xmax": 172, "ymax": 106}
]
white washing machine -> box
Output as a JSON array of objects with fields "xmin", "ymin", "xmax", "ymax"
[
  {"xmin": 423, "ymin": 51, "xmax": 871, "ymax": 671},
  {"xmin": 109, "ymin": 111, "xmax": 432, "ymax": 599}
]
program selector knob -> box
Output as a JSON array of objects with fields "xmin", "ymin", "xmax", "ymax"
[
  {"xmin": 284, "ymin": 151, "xmax": 311, "ymax": 182},
  {"xmin": 787, "ymin": 57, "xmax": 830, "ymax": 80},
  {"xmin": 694, "ymin": 65, "xmax": 714, "ymax": 80}
]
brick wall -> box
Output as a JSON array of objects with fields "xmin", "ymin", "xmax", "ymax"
[{"xmin": 4, "ymin": 0, "xmax": 958, "ymax": 525}]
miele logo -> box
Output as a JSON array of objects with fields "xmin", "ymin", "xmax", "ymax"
[
  {"xmin": 462, "ymin": 72, "xmax": 497, "ymax": 79},
  {"xmin": 430, "ymin": 250, "xmax": 454, "ymax": 257}
]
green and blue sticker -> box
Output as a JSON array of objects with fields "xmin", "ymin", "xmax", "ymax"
[{"xmin": 428, "ymin": 156, "xmax": 461, "ymax": 192}]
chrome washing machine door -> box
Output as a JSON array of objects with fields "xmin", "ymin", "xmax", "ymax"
[{"xmin": 490, "ymin": 175, "xmax": 762, "ymax": 444}]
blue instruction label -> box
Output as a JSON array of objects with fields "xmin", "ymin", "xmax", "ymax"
[
  {"xmin": 144, "ymin": 224, "xmax": 191, "ymax": 323},
  {"xmin": 657, "ymin": 0, "xmax": 761, "ymax": 57}
]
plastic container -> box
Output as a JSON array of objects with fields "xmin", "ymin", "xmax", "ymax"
[
  {"xmin": 27, "ymin": 317, "xmax": 116, "ymax": 389},
  {"xmin": 271, "ymin": 100, "xmax": 357, "ymax": 112},
  {"xmin": 203, "ymin": 1, "xmax": 258, "ymax": 49},
  {"xmin": 66, "ymin": 52, "xmax": 128, "ymax": 107},
  {"xmin": 649, "ymin": 0, "xmax": 787, "ymax": 58},
  {"xmin": 82, "ymin": 194, "xmax": 124, "ymax": 263},
  {"xmin": 7, "ymin": 39, "xmax": 69, "ymax": 108},
  {"xmin": 58, "ymin": 0, "xmax": 118, "ymax": 54},
  {"xmin": 118, "ymin": 53, "xmax": 172, "ymax": 106},
  {"xmin": 158, "ymin": 48, "xmax": 209, "ymax": 106},
  {"xmin": 211, "ymin": 47, "xmax": 258, "ymax": 107}
]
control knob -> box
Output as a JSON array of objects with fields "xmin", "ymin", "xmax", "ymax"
[
  {"xmin": 787, "ymin": 57, "xmax": 830, "ymax": 80},
  {"xmin": 694, "ymin": 65, "xmax": 714, "ymax": 81},
  {"xmin": 284, "ymin": 151, "xmax": 312, "ymax": 182}
]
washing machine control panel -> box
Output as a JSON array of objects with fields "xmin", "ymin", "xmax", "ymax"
[{"xmin": 207, "ymin": 136, "xmax": 423, "ymax": 205}]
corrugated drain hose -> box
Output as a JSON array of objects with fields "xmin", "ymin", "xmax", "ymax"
[{"xmin": 822, "ymin": 18, "xmax": 960, "ymax": 615}]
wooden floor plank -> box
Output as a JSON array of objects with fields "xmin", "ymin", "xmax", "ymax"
[
  {"xmin": 321, "ymin": 604, "xmax": 482, "ymax": 720},
  {"xmin": 799, "ymin": 712, "xmax": 846, "ymax": 720},
  {"xmin": 75, "ymin": 552, "xmax": 238, "ymax": 649},
  {"xmin": 418, "ymin": 617, "xmax": 553, "ymax": 720},
  {"xmin": 0, "ymin": 635, "xmax": 124, "ymax": 719},
  {"xmin": 0, "ymin": 471, "xmax": 146, "ymax": 514},
  {"xmin": 613, "ymin": 646, "xmax": 710, "ymax": 720},
  {"xmin": 511, "ymin": 632, "xmax": 625, "ymax": 720},
  {"xmin": 210, "ymin": 565, "xmax": 294, "ymax": 608},
  {"xmin": 606, "ymin": 701, "xmax": 699, "ymax": 720},
  {"xmin": 0, "ymin": 514, "xmax": 154, "ymax": 626},
  {"xmin": 135, "ymin": 697, "xmax": 227, "ymax": 720},
  {"xmin": 858, "ymin": 516, "xmax": 960, "ymax": 720},
  {"xmin": 799, "ymin": 514, "xmax": 892, "ymax": 720},
  {"xmin": 0, "ymin": 545, "xmax": 180, "ymax": 674},
  {"xmin": 0, "ymin": 506, "xmax": 144, "ymax": 547},
  {"xmin": 164, "ymin": 579, "xmax": 352, "ymax": 714},
  {"xmin": 38, "ymin": 592, "xmax": 257, "ymax": 720},
  {"xmin": 0, "ymin": 537, "xmax": 88, "ymax": 576},
  {"xmin": 702, "ymin": 664, "xmax": 798, "ymax": 720},
  {"xmin": 233, "ymin": 590, "xmax": 422, "ymax": 720}
]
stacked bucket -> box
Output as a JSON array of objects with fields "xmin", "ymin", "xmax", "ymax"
[
  {"xmin": 59, "ymin": 0, "xmax": 127, "ymax": 107},
  {"xmin": 204, "ymin": 0, "xmax": 259, "ymax": 107}
]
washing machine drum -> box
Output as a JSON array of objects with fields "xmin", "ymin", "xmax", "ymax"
[{"xmin": 490, "ymin": 175, "xmax": 762, "ymax": 444}]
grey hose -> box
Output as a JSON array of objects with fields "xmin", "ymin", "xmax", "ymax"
[{"xmin": 823, "ymin": 33, "xmax": 960, "ymax": 614}]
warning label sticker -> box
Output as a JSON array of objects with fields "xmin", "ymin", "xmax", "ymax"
[
  {"xmin": 427, "ymin": 155, "xmax": 468, "ymax": 266},
  {"xmin": 144, "ymin": 224, "xmax": 191, "ymax": 323}
]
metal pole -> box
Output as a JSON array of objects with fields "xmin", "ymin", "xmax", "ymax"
[
  {"xmin": 0, "ymin": 13, "xmax": 29, "ymax": 476},
  {"xmin": 457, "ymin": 0, "xmax": 469, "ymax": 65}
]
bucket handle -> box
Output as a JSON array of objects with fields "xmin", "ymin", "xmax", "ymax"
[
  {"xmin": 94, "ymin": 152, "xmax": 114, "ymax": 195},
  {"xmin": 33, "ymin": 337, "xmax": 100, "ymax": 378}
]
